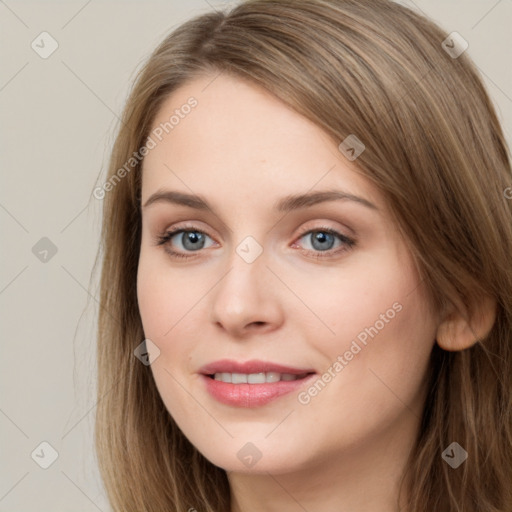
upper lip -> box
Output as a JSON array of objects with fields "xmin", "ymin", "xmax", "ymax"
[{"xmin": 199, "ymin": 359, "xmax": 316, "ymax": 375}]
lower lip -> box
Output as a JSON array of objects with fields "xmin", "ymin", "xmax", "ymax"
[{"xmin": 200, "ymin": 374, "xmax": 316, "ymax": 407}]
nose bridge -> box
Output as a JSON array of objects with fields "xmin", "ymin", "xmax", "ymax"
[
  {"xmin": 215, "ymin": 240, "xmax": 268, "ymax": 312},
  {"xmin": 209, "ymin": 235, "xmax": 283, "ymax": 334}
]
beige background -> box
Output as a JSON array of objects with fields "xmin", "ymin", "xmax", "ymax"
[{"xmin": 1, "ymin": 0, "xmax": 511, "ymax": 510}]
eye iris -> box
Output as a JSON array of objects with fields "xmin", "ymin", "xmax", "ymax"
[
  {"xmin": 311, "ymin": 231, "xmax": 334, "ymax": 251},
  {"xmin": 182, "ymin": 231, "xmax": 205, "ymax": 250}
]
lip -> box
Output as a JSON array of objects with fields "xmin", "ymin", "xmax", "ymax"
[
  {"xmin": 199, "ymin": 359, "xmax": 315, "ymax": 375},
  {"xmin": 198, "ymin": 359, "xmax": 317, "ymax": 408}
]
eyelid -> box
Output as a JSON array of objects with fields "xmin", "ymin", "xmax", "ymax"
[
  {"xmin": 291, "ymin": 224, "xmax": 355, "ymax": 255},
  {"xmin": 154, "ymin": 221, "xmax": 356, "ymax": 260},
  {"xmin": 154, "ymin": 223, "xmax": 217, "ymax": 248},
  {"xmin": 294, "ymin": 222, "xmax": 350, "ymax": 239}
]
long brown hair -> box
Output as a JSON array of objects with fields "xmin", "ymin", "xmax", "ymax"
[{"xmin": 94, "ymin": 1, "xmax": 512, "ymax": 510}]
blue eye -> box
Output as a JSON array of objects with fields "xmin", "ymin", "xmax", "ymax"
[
  {"xmin": 174, "ymin": 231, "xmax": 208, "ymax": 251},
  {"xmin": 301, "ymin": 231, "xmax": 338, "ymax": 251},
  {"xmin": 156, "ymin": 228, "xmax": 215, "ymax": 258},
  {"xmin": 294, "ymin": 228, "xmax": 356, "ymax": 259},
  {"xmin": 155, "ymin": 226, "xmax": 356, "ymax": 260}
]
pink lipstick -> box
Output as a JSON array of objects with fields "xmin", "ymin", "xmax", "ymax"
[{"xmin": 199, "ymin": 359, "xmax": 316, "ymax": 407}]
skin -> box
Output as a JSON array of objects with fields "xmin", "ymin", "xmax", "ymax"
[{"xmin": 137, "ymin": 72, "xmax": 443, "ymax": 511}]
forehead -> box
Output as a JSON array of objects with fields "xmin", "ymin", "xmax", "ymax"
[{"xmin": 141, "ymin": 73, "xmax": 381, "ymax": 210}]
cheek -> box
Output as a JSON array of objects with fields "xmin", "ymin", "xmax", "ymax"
[
  {"xmin": 136, "ymin": 247, "xmax": 202, "ymax": 341},
  {"xmin": 306, "ymin": 263, "xmax": 436, "ymax": 426},
  {"xmin": 136, "ymin": 261, "xmax": 171, "ymax": 340},
  {"xmin": 136, "ymin": 254, "xmax": 200, "ymax": 413},
  {"xmin": 303, "ymin": 246, "xmax": 436, "ymax": 402},
  {"xmin": 291, "ymin": 247, "xmax": 416, "ymax": 345}
]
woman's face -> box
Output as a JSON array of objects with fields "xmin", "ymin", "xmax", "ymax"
[{"xmin": 137, "ymin": 73, "xmax": 439, "ymax": 474}]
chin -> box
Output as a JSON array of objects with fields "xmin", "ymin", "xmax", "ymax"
[{"xmin": 191, "ymin": 439, "xmax": 311, "ymax": 475}]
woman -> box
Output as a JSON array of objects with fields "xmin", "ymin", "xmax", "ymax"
[{"xmin": 94, "ymin": 0, "xmax": 512, "ymax": 510}]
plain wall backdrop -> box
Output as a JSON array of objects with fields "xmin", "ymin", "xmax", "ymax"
[{"xmin": 1, "ymin": 0, "xmax": 511, "ymax": 510}]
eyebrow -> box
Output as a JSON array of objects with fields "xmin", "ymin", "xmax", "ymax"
[{"xmin": 142, "ymin": 189, "xmax": 378, "ymax": 212}]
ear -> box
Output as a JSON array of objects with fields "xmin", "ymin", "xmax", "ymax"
[{"xmin": 436, "ymin": 294, "xmax": 497, "ymax": 351}]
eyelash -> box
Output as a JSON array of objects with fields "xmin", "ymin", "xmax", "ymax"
[{"xmin": 154, "ymin": 223, "xmax": 356, "ymax": 260}]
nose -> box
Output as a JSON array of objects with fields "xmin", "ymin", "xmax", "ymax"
[{"xmin": 209, "ymin": 247, "xmax": 285, "ymax": 338}]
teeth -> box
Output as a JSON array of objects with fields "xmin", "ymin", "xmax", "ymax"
[
  {"xmin": 247, "ymin": 373, "xmax": 266, "ymax": 384},
  {"xmin": 212, "ymin": 372, "xmax": 304, "ymax": 384},
  {"xmin": 265, "ymin": 372, "xmax": 280, "ymax": 383},
  {"xmin": 232, "ymin": 373, "xmax": 247, "ymax": 384}
]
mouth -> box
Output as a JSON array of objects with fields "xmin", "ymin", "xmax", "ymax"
[
  {"xmin": 198, "ymin": 359, "xmax": 317, "ymax": 407},
  {"xmin": 199, "ymin": 358, "xmax": 315, "ymax": 377},
  {"xmin": 205, "ymin": 371, "xmax": 313, "ymax": 383}
]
